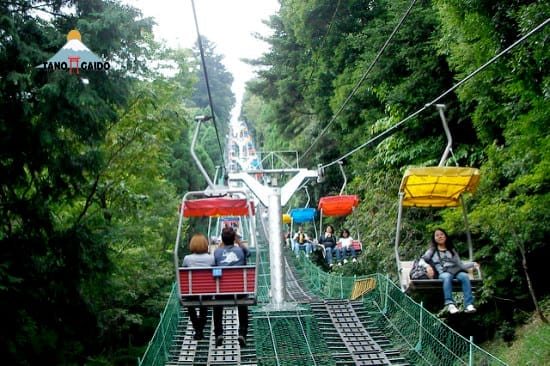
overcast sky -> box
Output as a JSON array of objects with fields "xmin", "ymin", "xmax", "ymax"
[{"xmin": 125, "ymin": 0, "xmax": 280, "ymax": 123}]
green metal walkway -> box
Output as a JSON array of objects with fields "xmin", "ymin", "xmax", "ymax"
[{"xmin": 138, "ymin": 242, "xmax": 507, "ymax": 366}]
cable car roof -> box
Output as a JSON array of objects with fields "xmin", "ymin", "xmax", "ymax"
[
  {"xmin": 290, "ymin": 208, "xmax": 317, "ymax": 223},
  {"xmin": 399, "ymin": 166, "xmax": 480, "ymax": 207},
  {"xmin": 182, "ymin": 198, "xmax": 254, "ymax": 217},
  {"xmin": 318, "ymin": 195, "xmax": 359, "ymax": 216},
  {"xmin": 282, "ymin": 213, "xmax": 291, "ymax": 224}
]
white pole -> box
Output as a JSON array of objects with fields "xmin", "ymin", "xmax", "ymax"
[{"xmin": 268, "ymin": 188, "xmax": 285, "ymax": 308}]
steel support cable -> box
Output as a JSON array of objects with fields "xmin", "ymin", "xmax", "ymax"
[
  {"xmin": 264, "ymin": 314, "xmax": 282, "ymax": 366},
  {"xmin": 296, "ymin": 309, "xmax": 318, "ymax": 365},
  {"xmin": 191, "ymin": 0, "xmax": 226, "ymax": 171},
  {"xmin": 320, "ymin": 16, "xmax": 550, "ymax": 170},
  {"xmin": 301, "ymin": 0, "xmax": 419, "ymax": 161}
]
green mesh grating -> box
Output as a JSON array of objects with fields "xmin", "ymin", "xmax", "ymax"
[{"xmin": 253, "ymin": 309, "xmax": 336, "ymax": 366}]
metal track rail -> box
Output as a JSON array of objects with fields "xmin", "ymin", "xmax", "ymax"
[
  {"xmin": 310, "ymin": 299, "xmax": 411, "ymax": 366},
  {"xmin": 166, "ymin": 307, "xmax": 256, "ymax": 366}
]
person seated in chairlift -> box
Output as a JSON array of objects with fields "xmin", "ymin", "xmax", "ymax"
[
  {"xmin": 292, "ymin": 225, "xmax": 312, "ymax": 257},
  {"xmin": 283, "ymin": 227, "xmax": 291, "ymax": 247},
  {"xmin": 422, "ymin": 228, "xmax": 480, "ymax": 315},
  {"xmin": 319, "ymin": 224, "xmax": 340, "ymax": 267},
  {"xmin": 182, "ymin": 234, "xmax": 215, "ymax": 340},
  {"xmin": 212, "ymin": 227, "xmax": 249, "ymax": 348},
  {"xmin": 339, "ymin": 228, "xmax": 357, "ymax": 264}
]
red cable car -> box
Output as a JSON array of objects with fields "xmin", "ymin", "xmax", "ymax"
[{"xmin": 174, "ymin": 190, "xmax": 258, "ymax": 306}]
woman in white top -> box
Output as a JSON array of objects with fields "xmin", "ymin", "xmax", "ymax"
[
  {"xmin": 339, "ymin": 228, "xmax": 357, "ymax": 263},
  {"xmin": 182, "ymin": 234, "xmax": 214, "ymax": 340}
]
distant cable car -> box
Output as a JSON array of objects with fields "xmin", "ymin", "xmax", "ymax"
[
  {"xmin": 317, "ymin": 161, "xmax": 362, "ymax": 255},
  {"xmin": 282, "ymin": 213, "xmax": 291, "ymax": 224},
  {"xmin": 318, "ymin": 194, "xmax": 362, "ymax": 254}
]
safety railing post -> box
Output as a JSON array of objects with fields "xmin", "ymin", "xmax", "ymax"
[
  {"xmin": 415, "ymin": 301, "xmax": 423, "ymax": 352},
  {"xmin": 161, "ymin": 312, "xmax": 168, "ymax": 362},
  {"xmin": 340, "ymin": 275, "xmax": 344, "ymax": 299},
  {"xmin": 469, "ymin": 336, "xmax": 474, "ymax": 366},
  {"xmin": 383, "ymin": 275, "xmax": 389, "ymax": 314}
]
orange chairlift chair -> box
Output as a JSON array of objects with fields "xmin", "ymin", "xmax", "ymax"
[
  {"xmin": 317, "ymin": 161, "xmax": 362, "ymax": 256},
  {"xmin": 394, "ymin": 104, "xmax": 483, "ymax": 293}
]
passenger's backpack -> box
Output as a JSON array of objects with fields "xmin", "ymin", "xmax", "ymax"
[{"xmin": 409, "ymin": 257, "xmax": 437, "ymax": 280}]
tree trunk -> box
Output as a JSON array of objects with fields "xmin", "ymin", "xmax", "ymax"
[{"xmin": 518, "ymin": 242, "xmax": 548, "ymax": 323}]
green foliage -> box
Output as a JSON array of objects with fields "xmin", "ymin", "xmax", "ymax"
[
  {"xmin": 1, "ymin": 0, "xmax": 548, "ymax": 362},
  {"xmin": 0, "ymin": 0, "xmax": 206, "ymax": 364},
  {"xmin": 190, "ymin": 36, "xmax": 235, "ymax": 136},
  {"xmin": 484, "ymin": 298, "xmax": 550, "ymax": 365}
]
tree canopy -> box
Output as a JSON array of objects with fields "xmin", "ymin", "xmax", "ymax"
[{"xmin": 0, "ymin": 1, "xmax": 236, "ymax": 364}]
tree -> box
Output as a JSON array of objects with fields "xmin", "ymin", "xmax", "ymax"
[
  {"xmin": 0, "ymin": 1, "xmax": 174, "ymax": 363},
  {"xmin": 190, "ymin": 36, "xmax": 235, "ymax": 143},
  {"xmin": 436, "ymin": 0, "xmax": 549, "ymax": 323}
]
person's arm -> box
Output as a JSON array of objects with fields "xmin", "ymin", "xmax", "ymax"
[
  {"xmin": 454, "ymin": 252, "xmax": 478, "ymax": 271},
  {"xmin": 242, "ymin": 246, "xmax": 250, "ymax": 259}
]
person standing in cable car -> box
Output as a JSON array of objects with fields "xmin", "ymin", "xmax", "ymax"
[
  {"xmin": 212, "ymin": 227, "xmax": 249, "ymax": 347},
  {"xmin": 422, "ymin": 228, "xmax": 480, "ymax": 314},
  {"xmin": 182, "ymin": 234, "xmax": 214, "ymax": 340},
  {"xmin": 319, "ymin": 224, "xmax": 340, "ymax": 267}
]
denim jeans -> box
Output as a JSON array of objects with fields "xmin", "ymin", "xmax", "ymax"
[
  {"xmin": 325, "ymin": 246, "xmax": 340, "ymax": 265},
  {"xmin": 340, "ymin": 246, "xmax": 356, "ymax": 260},
  {"xmin": 439, "ymin": 271, "xmax": 474, "ymax": 306},
  {"xmin": 293, "ymin": 241, "xmax": 312, "ymax": 256}
]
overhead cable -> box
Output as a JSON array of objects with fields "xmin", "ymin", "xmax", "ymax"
[
  {"xmin": 320, "ymin": 17, "xmax": 550, "ymax": 170},
  {"xmin": 301, "ymin": 0, "xmax": 419, "ymax": 161},
  {"xmin": 191, "ymin": 0, "xmax": 226, "ymax": 171}
]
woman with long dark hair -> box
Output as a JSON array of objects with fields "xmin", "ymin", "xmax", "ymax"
[{"xmin": 422, "ymin": 228, "xmax": 480, "ymax": 314}]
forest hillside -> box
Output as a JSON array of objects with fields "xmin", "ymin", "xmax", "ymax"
[{"xmin": 241, "ymin": 0, "xmax": 549, "ymax": 351}]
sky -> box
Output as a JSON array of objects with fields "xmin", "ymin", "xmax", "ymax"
[{"xmin": 125, "ymin": 0, "xmax": 280, "ymax": 123}]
